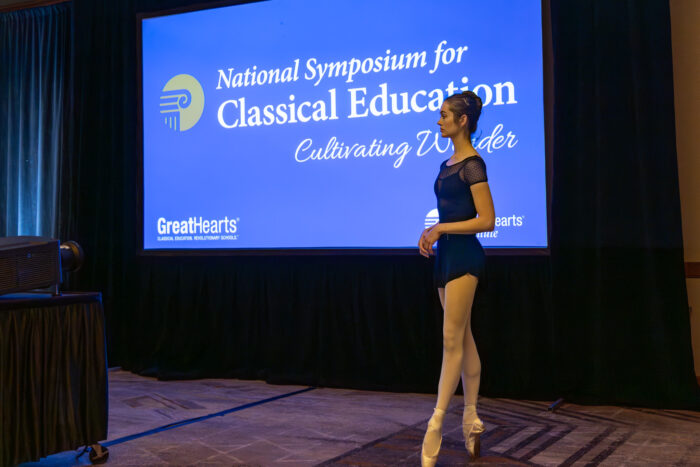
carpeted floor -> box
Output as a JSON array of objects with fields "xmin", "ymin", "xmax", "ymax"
[{"xmin": 20, "ymin": 369, "xmax": 700, "ymax": 466}]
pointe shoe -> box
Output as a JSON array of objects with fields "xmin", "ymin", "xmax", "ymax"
[
  {"xmin": 463, "ymin": 419, "xmax": 485, "ymax": 459},
  {"xmin": 421, "ymin": 408, "xmax": 445, "ymax": 467},
  {"xmin": 463, "ymin": 406, "xmax": 485, "ymax": 459}
]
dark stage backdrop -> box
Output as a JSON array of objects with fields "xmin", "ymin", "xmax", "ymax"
[{"xmin": 50, "ymin": 0, "xmax": 698, "ymax": 408}]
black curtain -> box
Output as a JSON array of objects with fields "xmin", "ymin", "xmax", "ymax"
[
  {"xmin": 0, "ymin": 294, "xmax": 108, "ymax": 467},
  {"xmin": 0, "ymin": 3, "xmax": 71, "ymax": 237},
  {"xmin": 55, "ymin": 0, "xmax": 697, "ymax": 408},
  {"xmin": 549, "ymin": 1, "xmax": 697, "ymax": 407}
]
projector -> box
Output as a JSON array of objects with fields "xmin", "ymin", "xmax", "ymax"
[{"xmin": 0, "ymin": 236, "xmax": 83, "ymax": 296}]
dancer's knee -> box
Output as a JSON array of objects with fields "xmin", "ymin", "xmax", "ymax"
[{"xmin": 443, "ymin": 328, "xmax": 463, "ymax": 353}]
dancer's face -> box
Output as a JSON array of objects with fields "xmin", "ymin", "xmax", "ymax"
[{"xmin": 437, "ymin": 102, "xmax": 466, "ymax": 138}]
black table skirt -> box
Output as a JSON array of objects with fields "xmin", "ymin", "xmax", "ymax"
[{"xmin": 0, "ymin": 293, "xmax": 108, "ymax": 467}]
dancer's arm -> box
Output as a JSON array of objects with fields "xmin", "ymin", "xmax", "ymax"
[{"xmin": 434, "ymin": 182, "xmax": 495, "ymax": 236}]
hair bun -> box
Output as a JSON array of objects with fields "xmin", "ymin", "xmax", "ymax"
[
  {"xmin": 462, "ymin": 90, "xmax": 482, "ymax": 106},
  {"xmin": 445, "ymin": 90, "xmax": 482, "ymax": 136},
  {"xmin": 462, "ymin": 89, "xmax": 479, "ymax": 97}
]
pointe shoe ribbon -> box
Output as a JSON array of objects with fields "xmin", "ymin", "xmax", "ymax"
[{"xmin": 421, "ymin": 408, "xmax": 445, "ymax": 467}]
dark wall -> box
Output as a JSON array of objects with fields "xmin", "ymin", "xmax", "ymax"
[{"xmin": 63, "ymin": 0, "xmax": 698, "ymax": 408}]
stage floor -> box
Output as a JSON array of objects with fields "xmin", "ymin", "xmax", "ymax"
[{"xmin": 20, "ymin": 369, "xmax": 700, "ymax": 466}]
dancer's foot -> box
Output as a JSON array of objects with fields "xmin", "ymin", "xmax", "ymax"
[
  {"xmin": 463, "ymin": 404, "xmax": 485, "ymax": 459},
  {"xmin": 421, "ymin": 408, "xmax": 446, "ymax": 467}
]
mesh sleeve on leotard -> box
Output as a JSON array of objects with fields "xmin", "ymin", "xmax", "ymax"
[{"xmin": 459, "ymin": 157, "xmax": 488, "ymax": 186}]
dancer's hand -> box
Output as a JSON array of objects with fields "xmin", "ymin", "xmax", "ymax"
[
  {"xmin": 424, "ymin": 224, "xmax": 442, "ymax": 255},
  {"xmin": 418, "ymin": 228, "xmax": 430, "ymax": 257},
  {"xmin": 418, "ymin": 224, "xmax": 441, "ymax": 257}
]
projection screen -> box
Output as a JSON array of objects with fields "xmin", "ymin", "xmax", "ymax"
[{"xmin": 139, "ymin": 0, "xmax": 548, "ymax": 252}]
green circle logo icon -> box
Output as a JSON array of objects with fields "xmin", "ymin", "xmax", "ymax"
[{"xmin": 159, "ymin": 74, "xmax": 205, "ymax": 131}]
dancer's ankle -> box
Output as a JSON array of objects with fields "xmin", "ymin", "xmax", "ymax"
[
  {"xmin": 431, "ymin": 407, "xmax": 446, "ymax": 422},
  {"xmin": 463, "ymin": 403, "xmax": 478, "ymax": 423}
]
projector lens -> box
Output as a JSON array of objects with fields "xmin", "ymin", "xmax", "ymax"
[{"xmin": 60, "ymin": 241, "xmax": 84, "ymax": 272}]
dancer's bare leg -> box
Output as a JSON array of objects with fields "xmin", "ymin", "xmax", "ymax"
[
  {"xmin": 439, "ymin": 282, "xmax": 481, "ymax": 409},
  {"xmin": 461, "ymin": 303, "xmax": 481, "ymax": 400},
  {"xmin": 435, "ymin": 273, "xmax": 478, "ymax": 410},
  {"xmin": 423, "ymin": 275, "xmax": 478, "ymax": 465}
]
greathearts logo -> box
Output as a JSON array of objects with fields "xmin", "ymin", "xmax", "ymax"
[
  {"xmin": 160, "ymin": 74, "xmax": 205, "ymax": 131},
  {"xmin": 425, "ymin": 208, "xmax": 439, "ymax": 229}
]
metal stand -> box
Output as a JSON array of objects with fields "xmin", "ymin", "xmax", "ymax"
[
  {"xmin": 548, "ymin": 397, "xmax": 565, "ymax": 412},
  {"xmin": 76, "ymin": 443, "xmax": 109, "ymax": 464}
]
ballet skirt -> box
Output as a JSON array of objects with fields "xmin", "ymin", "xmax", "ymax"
[{"xmin": 433, "ymin": 155, "xmax": 488, "ymax": 288}]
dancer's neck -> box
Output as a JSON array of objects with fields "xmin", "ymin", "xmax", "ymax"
[{"xmin": 450, "ymin": 132, "xmax": 476, "ymax": 162}]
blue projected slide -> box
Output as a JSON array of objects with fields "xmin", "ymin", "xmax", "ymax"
[{"xmin": 141, "ymin": 0, "xmax": 546, "ymax": 250}]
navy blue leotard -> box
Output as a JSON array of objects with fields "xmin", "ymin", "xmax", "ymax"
[{"xmin": 433, "ymin": 155, "xmax": 488, "ymax": 289}]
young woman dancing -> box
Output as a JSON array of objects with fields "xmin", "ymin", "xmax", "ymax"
[{"xmin": 418, "ymin": 90, "xmax": 495, "ymax": 466}]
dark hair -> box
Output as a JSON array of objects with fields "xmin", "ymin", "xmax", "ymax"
[{"xmin": 444, "ymin": 90, "xmax": 483, "ymax": 135}]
